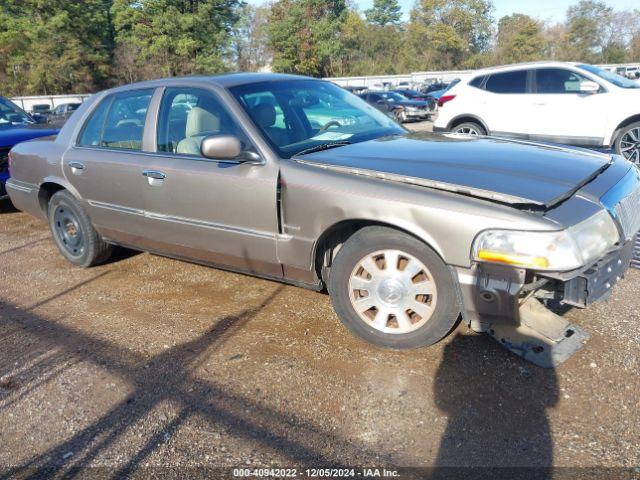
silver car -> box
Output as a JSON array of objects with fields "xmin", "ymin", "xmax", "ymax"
[{"xmin": 7, "ymin": 73, "xmax": 640, "ymax": 367}]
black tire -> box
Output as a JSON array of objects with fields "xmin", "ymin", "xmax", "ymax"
[
  {"xmin": 451, "ymin": 121, "xmax": 486, "ymax": 136},
  {"xmin": 614, "ymin": 121, "xmax": 640, "ymax": 164},
  {"xmin": 48, "ymin": 190, "xmax": 113, "ymax": 267},
  {"xmin": 327, "ymin": 226, "xmax": 461, "ymax": 349}
]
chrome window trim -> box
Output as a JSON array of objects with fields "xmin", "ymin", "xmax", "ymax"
[{"xmin": 70, "ymin": 145, "xmax": 264, "ymax": 166}]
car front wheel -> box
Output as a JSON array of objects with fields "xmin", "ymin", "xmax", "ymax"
[
  {"xmin": 615, "ymin": 122, "xmax": 640, "ymax": 164},
  {"xmin": 48, "ymin": 190, "xmax": 113, "ymax": 267},
  {"xmin": 328, "ymin": 226, "xmax": 460, "ymax": 349}
]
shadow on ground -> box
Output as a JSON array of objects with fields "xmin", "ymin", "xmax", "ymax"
[{"xmin": 0, "ymin": 272, "xmax": 563, "ymax": 477}]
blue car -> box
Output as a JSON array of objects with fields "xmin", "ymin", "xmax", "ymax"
[{"xmin": 0, "ymin": 97, "xmax": 59, "ymax": 200}]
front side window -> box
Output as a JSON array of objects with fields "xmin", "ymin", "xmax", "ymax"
[
  {"xmin": 230, "ymin": 79, "xmax": 403, "ymax": 158},
  {"xmin": 157, "ymin": 87, "xmax": 245, "ymax": 156},
  {"xmin": 78, "ymin": 89, "xmax": 153, "ymax": 150},
  {"xmin": 485, "ymin": 70, "xmax": 528, "ymax": 94},
  {"xmin": 535, "ymin": 68, "xmax": 591, "ymax": 94}
]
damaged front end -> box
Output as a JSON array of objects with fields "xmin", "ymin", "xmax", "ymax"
[{"xmin": 456, "ymin": 239, "xmax": 635, "ymax": 368}]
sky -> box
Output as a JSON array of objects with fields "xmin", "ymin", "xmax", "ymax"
[{"xmin": 245, "ymin": 0, "xmax": 639, "ymax": 22}]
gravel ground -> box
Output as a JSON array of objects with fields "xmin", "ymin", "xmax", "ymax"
[{"xmin": 1, "ymin": 126, "xmax": 639, "ymax": 476}]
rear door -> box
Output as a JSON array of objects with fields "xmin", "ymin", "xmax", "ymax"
[
  {"xmin": 137, "ymin": 86, "xmax": 281, "ymax": 276},
  {"xmin": 62, "ymin": 88, "xmax": 156, "ymax": 243},
  {"xmin": 479, "ymin": 69, "xmax": 532, "ymax": 136}
]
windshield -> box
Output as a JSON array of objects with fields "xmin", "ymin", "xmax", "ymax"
[
  {"xmin": 230, "ymin": 80, "xmax": 404, "ymax": 158},
  {"xmin": 0, "ymin": 98, "xmax": 34, "ymax": 126},
  {"xmin": 380, "ymin": 92, "xmax": 407, "ymax": 101},
  {"xmin": 578, "ymin": 64, "xmax": 640, "ymax": 89}
]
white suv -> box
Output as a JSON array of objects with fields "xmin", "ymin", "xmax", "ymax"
[{"xmin": 434, "ymin": 62, "xmax": 640, "ymax": 163}]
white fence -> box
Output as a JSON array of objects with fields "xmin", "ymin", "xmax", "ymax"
[
  {"xmin": 325, "ymin": 70, "xmax": 475, "ymax": 88},
  {"xmin": 11, "ymin": 94, "xmax": 92, "ymax": 113}
]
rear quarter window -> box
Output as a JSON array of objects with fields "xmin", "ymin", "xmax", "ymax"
[{"xmin": 485, "ymin": 70, "xmax": 528, "ymax": 94}]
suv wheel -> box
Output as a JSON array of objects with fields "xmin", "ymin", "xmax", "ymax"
[
  {"xmin": 615, "ymin": 122, "xmax": 640, "ymax": 164},
  {"xmin": 452, "ymin": 122, "xmax": 485, "ymax": 136},
  {"xmin": 328, "ymin": 227, "xmax": 460, "ymax": 349},
  {"xmin": 48, "ymin": 190, "xmax": 113, "ymax": 267}
]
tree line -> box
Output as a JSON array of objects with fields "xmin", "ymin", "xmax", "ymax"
[{"xmin": 0, "ymin": 0, "xmax": 639, "ymax": 96}]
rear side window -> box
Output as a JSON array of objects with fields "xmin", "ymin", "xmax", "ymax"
[
  {"xmin": 78, "ymin": 89, "xmax": 153, "ymax": 150},
  {"xmin": 535, "ymin": 68, "xmax": 590, "ymax": 94},
  {"xmin": 469, "ymin": 75, "xmax": 486, "ymax": 89},
  {"xmin": 485, "ymin": 70, "xmax": 527, "ymax": 94}
]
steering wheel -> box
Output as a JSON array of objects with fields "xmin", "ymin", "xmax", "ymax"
[{"xmin": 318, "ymin": 120, "xmax": 342, "ymax": 132}]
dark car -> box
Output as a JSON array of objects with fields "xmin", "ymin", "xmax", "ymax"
[
  {"xmin": 390, "ymin": 89, "xmax": 436, "ymax": 110},
  {"xmin": 0, "ymin": 97, "xmax": 59, "ymax": 200},
  {"xmin": 30, "ymin": 103, "xmax": 53, "ymax": 123},
  {"xmin": 48, "ymin": 102, "xmax": 82, "ymax": 126},
  {"xmin": 358, "ymin": 91, "xmax": 432, "ymax": 123}
]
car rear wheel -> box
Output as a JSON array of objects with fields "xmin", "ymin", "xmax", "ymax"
[
  {"xmin": 452, "ymin": 122, "xmax": 485, "ymax": 136},
  {"xmin": 615, "ymin": 122, "xmax": 640, "ymax": 164},
  {"xmin": 328, "ymin": 226, "xmax": 460, "ymax": 349},
  {"xmin": 48, "ymin": 190, "xmax": 113, "ymax": 267}
]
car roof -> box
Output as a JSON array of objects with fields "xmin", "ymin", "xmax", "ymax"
[
  {"xmin": 473, "ymin": 61, "xmax": 583, "ymax": 76},
  {"xmin": 105, "ymin": 72, "xmax": 314, "ymax": 95}
]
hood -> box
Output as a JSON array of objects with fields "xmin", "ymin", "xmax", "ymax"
[
  {"xmin": 296, "ymin": 132, "xmax": 612, "ymax": 208},
  {"xmin": 0, "ymin": 124, "xmax": 59, "ymax": 148}
]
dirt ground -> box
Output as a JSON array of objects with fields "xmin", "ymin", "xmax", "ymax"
[{"xmin": 1, "ymin": 123, "xmax": 639, "ymax": 476}]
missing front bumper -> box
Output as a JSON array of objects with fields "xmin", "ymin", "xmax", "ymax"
[
  {"xmin": 487, "ymin": 297, "xmax": 589, "ymax": 368},
  {"xmin": 456, "ymin": 241, "xmax": 632, "ymax": 367}
]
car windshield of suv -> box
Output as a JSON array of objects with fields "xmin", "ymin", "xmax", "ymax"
[
  {"xmin": 578, "ymin": 64, "xmax": 640, "ymax": 89},
  {"xmin": 0, "ymin": 98, "xmax": 33, "ymax": 126},
  {"xmin": 231, "ymin": 80, "xmax": 404, "ymax": 158}
]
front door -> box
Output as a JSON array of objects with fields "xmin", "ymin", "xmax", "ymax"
[
  {"xmin": 139, "ymin": 86, "xmax": 281, "ymax": 276},
  {"xmin": 527, "ymin": 67, "xmax": 607, "ymax": 146},
  {"xmin": 62, "ymin": 88, "xmax": 156, "ymax": 243}
]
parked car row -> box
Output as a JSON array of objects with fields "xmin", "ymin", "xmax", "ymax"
[
  {"xmin": 5, "ymin": 70, "xmax": 640, "ymax": 367},
  {"xmin": 357, "ymin": 91, "xmax": 435, "ymax": 122}
]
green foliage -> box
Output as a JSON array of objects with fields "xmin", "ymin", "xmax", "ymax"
[
  {"xmin": 496, "ymin": 14, "xmax": 545, "ymax": 64},
  {"xmin": 0, "ymin": 0, "xmax": 113, "ymax": 95},
  {"xmin": 365, "ymin": 0, "xmax": 402, "ymax": 26},
  {"xmin": 406, "ymin": 0, "xmax": 494, "ymax": 70},
  {"xmin": 268, "ymin": 0, "xmax": 347, "ymax": 77},
  {"xmin": 565, "ymin": 0, "xmax": 612, "ymax": 63},
  {"xmin": 1, "ymin": 0, "xmax": 640, "ymax": 96},
  {"xmin": 111, "ymin": 0, "xmax": 239, "ymax": 80}
]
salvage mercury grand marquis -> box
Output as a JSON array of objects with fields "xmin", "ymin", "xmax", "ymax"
[{"xmin": 7, "ymin": 73, "xmax": 640, "ymax": 367}]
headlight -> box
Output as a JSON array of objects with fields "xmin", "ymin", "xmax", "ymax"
[{"xmin": 472, "ymin": 210, "xmax": 620, "ymax": 271}]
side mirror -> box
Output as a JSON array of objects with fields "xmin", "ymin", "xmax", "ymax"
[
  {"xmin": 200, "ymin": 134, "xmax": 261, "ymax": 163},
  {"xmin": 579, "ymin": 81, "xmax": 600, "ymax": 94},
  {"xmin": 376, "ymin": 99, "xmax": 386, "ymax": 105}
]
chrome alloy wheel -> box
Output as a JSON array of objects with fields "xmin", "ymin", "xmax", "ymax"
[
  {"xmin": 348, "ymin": 249, "xmax": 437, "ymax": 334},
  {"xmin": 453, "ymin": 126, "xmax": 480, "ymax": 135},
  {"xmin": 620, "ymin": 127, "xmax": 640, "ymax": 163}
]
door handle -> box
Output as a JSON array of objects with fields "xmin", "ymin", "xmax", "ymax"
[
  {"xmin": 68, "ymin": 161, "xmax": 84, "ymax": 175},
  {"xmin": 142, "ymin": 170, "xmax": 166, "ymax": 186},
  {"xmin": 142, "ymin": 170, "xmax": 166, "ymax": 180}
]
